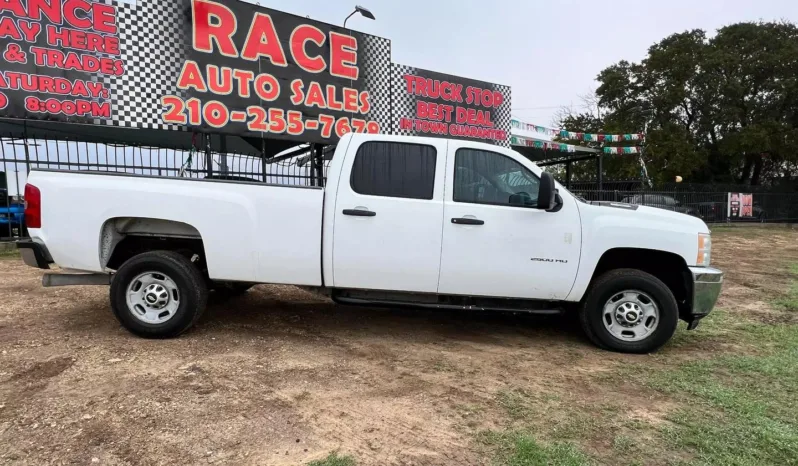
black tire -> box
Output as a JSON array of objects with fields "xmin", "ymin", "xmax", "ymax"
[
  {"xmin": 110, "ymin": 250, "xmax": 208, "ymax": 338},
  {"xmin": 579, "ymin": 269, "xmax": 679, "ymax": 354},
  {"xmin": 211, "ymin": 281, "xmax": 254, "ymax": 297}
]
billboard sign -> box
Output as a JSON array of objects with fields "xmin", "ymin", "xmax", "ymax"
[
  {"xmin": 391, "ymin": 64, "xmax": 512, "ymax": 146},
  {"xmin": 0, "ymin": 0, "xmax": 392, "ymax": 143},
  {"xmin": 0, "ymin": 1, "xmax": 512, "ymax": 146}
]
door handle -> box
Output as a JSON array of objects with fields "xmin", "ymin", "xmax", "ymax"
[
  {"xmin": 343, "ymin": 209, "xmax": 376, "ymax": 217},
  {"xmin": 451, "ymin": 217, "xmax": 485, "ymax": 225}
]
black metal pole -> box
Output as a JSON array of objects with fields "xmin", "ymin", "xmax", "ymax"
[
  {"xmin": 565, "ymin": 161, "xmax": 572, "ymax": 189},
  {"xmin": 597, "ymin": 154, "xmax": 603, "ymax": 190},
  {"xmin": 204, "ymin": 133, "xmax": 213, "ymax": 177},
  {"xmin": 312, "ymin": 144, "xmax": 325, "ymax": 187},
  {"xmin": 219, "ymin": 134, "xmax": 228, "ymax": 175}
]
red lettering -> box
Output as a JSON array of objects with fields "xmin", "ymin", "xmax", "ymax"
[
  {"xmin": 233, "ymin": 69, "xmax": 254, "ymax": 98},
  {"xmin": 39, "ymin": 76, "xmax": 55, "ymax": 93},
  {"xmin": 241, "ymin": 13, "xmax": 287, "ymax": 65},
  {"xmin": 176, "ymin": 60, "xmax": 207, "ymax": 92},
  {"xmin": 290, "ymin": 25, "xmax": 326, "ymax": 73},
  {"xmin": 290, "ymin": 79, "xmax": 304, "ymax": 105},
  {"xmin": 456, "ymin": 107, "xmax": 467, "ymax": 125},
  {"xmin": 103, "ymin": 36, "xmax": 119, "ymax": 55},
  {"xmin": 403, "ymin": 74, "xmax": 414, "ymax": 94},
  {"xmin": 207, "ymin": 65, "xmax": 232, "ymax": 94},
  {"xmin": 358, "ymin": 91, "xmax": 370, "ymax": 114},
  {"xmin": 192, "ymin": 0, "xmax": 238, "ymax": 57},
  {"xmin": 92, "ymin": 3, "xmax": 116, "ymax": 34},
  {"xmin": 342, "ymin": 87, "xmax": 358, "ymax": 113},
  {"xmin": 28, "ymin": 0, "xmax": 62, "ymax": 24},
  {"xmin": 63, "ymin": 0, "xmax": 92, "ymax": 30},
  {"xmin": 493, "ymin": 91, "xmax": 504, "ymax": 108},
  {"xmin": 329, "ymin": 32, "xmax": 358, "ymax": 80},
  {"xmin": 64, "ymin": 52, "xmax": 83, "ymax": 70},
  {"xmin": 304, "ymin": 81, "xmax": 326, "ymax": 109},
  {"xmin": 18, "ymin": 20, "xmax": 41, "ymax": 42},
  {"xmin": 254, "ymin": 73, "xmax": 279, "ymax": 101},
  {"xmin": 46, "ymin": 25, "xmax": 69, "ymax": 46},
  {"xmin": 0, "ymin": 0, "xmax": 26, "ymax": 17},
  {"xmin": 0, "ymin": 17, "xmax": 21, "ymax": 40},
  {"xmin": 326, "ymin": 85, "xmax": 343, "ymax": 111}
]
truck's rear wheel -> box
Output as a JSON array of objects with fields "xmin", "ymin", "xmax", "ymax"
[
  {"xmin": 110, "ymin": 251, "xmax": 208, "ymax": 338},
  {"xmin": 579, "ymin": 269, "xmax": 678, "ymax": 353}
]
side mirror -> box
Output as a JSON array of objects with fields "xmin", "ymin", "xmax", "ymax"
[{"xmin": 537, "ymin": 172, "xmax": 557, "ymax": 210}]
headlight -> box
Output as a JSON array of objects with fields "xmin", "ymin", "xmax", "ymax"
[{"xmin": 697, "ymin": 233, "xmax": 712, "ymax": 267}]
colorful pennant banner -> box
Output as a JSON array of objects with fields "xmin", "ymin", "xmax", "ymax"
[
  {"xmin": 510, "ymin": 136, "xmax": 576, "ymax": 153},
  {"xmin": 511, "ymin": 119, "xmax": 644, "ymax": 142},
  {"xmin": 603, "ymin": 146, "xmax": 642, "ymax": 155}
]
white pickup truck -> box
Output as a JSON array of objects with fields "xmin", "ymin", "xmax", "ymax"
[{"xmin": 18, "ymin": 133, "xmax": 723, "ymax": 353}]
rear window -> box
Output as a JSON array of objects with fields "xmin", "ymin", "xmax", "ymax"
[{"xmin": 350, "ymin": 142, "xmax": 437, "ymax": 200}]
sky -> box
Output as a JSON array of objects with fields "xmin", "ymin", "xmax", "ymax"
[{"xmin": 252, "ymin": 0, "xmax": 798, "ymax": 127}]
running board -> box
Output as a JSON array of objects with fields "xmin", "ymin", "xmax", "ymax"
[
  {"xmin": 43, "ymin": 273, "xmax": 112, "ymax": 287},
  {"xmin": 332, "ymin": 295, "xmax": 563, "ymax": 315}
]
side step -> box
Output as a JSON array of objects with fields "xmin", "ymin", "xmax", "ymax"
[
  {"xmin": 43, "ymin": 273, "xmax": 112, "ymax": 287},
  {"xmin": 332, "ymin": 289, "xmax": 564, "ymax": 315}
]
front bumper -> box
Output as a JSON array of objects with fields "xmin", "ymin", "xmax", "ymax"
[
  {"xmin": 686, "ymin": 266, "xmax": 723, "ymax": 329},
  {"xmin": 17, "ymin": 240, "xmax": 51, "ymax": 269}
]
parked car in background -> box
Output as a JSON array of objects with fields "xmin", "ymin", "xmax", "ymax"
[
  {"xmin": 620, "ymin": 194, "xmax": 699, "ymax": 217},
  {"xmin": 692, "ymin": 200, "xmax": 767, "ymax": 223},
  {"xmin": 0, "ymin": 188, "xmax": 25, "ymax": 238}
]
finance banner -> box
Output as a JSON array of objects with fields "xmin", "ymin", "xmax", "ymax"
[{"xmin": 0, "ymin": 0, "xmax": 393, "ymax": 144}]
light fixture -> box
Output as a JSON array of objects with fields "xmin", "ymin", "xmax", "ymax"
[{"xmin": 344, "ymin": 5, "xmax": 375, "ymax": 28}]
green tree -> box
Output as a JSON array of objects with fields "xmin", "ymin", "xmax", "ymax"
[{"xmin": 557, "ymin": 21, "xmax": 798, "ymax": 186}]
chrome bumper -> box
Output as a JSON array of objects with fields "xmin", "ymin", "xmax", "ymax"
[{"xmin": 688, "ymin": 267, "xmax": 723, "ymax": 326}]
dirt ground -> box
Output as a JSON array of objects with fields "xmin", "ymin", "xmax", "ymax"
[{"xmin": 1, "ymin": 226, "xmax": 797, "ymax": 466}]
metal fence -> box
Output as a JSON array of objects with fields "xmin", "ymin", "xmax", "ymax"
[
  {"xmin": 0, "ymin": 134, "xmax": 331, "ymax": 240},
  {"xmin": 2, "ymin": 134, "xmax": 798, "ymax": 241},
  {"xmin": 573, "ymin": 189, "xmax": 798, "ymax": 224}
]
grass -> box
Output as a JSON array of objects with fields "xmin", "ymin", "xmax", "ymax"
[
  {"xmin": 478, "ymin": 431, "xmax": 589, "ymax": 466},
  {"xmin": 0, "ymin": 247, "xmax": 19, "ymax": 260},
  {"xmin": 480, "ymin": 251, "xmax": 798, "ymax": 465},
  {"xmin": 648, "ymin": 324, "xmax": 798, "ymax": 465},
  {"xmin": 307, "ymin": 452, "xmax": 356, "ymax": 466},
  {"xmin": 775, "ymin": 263, "xmax": 798, "ymax": 312}
]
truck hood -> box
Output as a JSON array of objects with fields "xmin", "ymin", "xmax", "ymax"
[{"xmin": 583, "ymin": 201, "xmax": 709, "ymax": 234}]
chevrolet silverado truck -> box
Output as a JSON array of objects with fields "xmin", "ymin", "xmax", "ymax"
[{"xmin": 17, "ymin": 133, "xmax": 723, "ymax": 353}]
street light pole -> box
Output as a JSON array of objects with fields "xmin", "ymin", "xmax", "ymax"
[{"xmin": 343, "ymin": 5, "xmax": 375, "ymax": 28}]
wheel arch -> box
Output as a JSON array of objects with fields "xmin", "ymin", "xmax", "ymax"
[
  {"xmin": 100, "ymin": 217, "xmax": 206, "ymax": 271},
  {"xmin": 587, "ymin": 248, "xmax": 692, "ymax": 320}
]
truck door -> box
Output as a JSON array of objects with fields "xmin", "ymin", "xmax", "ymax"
[
  {"xmin": 332, "ymin": 136, "xmax": 447, "ymax": 293},
  {"xmin": 437, "ymin": 141, "xmax": 581, "ymax": 300}
]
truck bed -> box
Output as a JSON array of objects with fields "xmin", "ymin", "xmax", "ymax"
[{"xmin": 28, "ymin": 170, "xmax": 325, "ymax": 285}]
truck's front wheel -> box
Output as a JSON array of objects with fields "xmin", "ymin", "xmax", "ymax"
[
  {"xmin": 579, "ymin": 269, "xmax": 678, "ymax": 353},
  {"xmin": 110, "ymin": 251, "xmax": 208, "ymax": 338}
]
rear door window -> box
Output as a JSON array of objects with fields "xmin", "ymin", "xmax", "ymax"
[{"xmin": 350, "ymin": 142, "xmax": 437, "ymax": 200}]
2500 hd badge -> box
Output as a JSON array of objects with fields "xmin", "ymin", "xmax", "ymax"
[{"xmin": 531, "ymin": 257, "xmax": 569, "ymax": 264}]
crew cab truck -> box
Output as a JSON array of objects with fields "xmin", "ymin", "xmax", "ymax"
[{"xmin": 17, "ymin": 133, "xmax": 723, "ymax": 353}]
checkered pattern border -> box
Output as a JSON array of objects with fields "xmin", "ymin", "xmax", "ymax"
[
  {"xmin": 358, "ymin": 35, "xmax": 392, "ymax": 135},
  {"xmin": 94, "ymin": 0, "xmax": 189, "ymax": 130},
  {"xmin": 490, "ymin": 83, "xmax": 512, "ymax": 148},
  {"xmin": 390, "ymin": 63, "xmax": 417, "ymax": 138}
]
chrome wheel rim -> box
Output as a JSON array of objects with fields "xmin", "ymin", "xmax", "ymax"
[
  {"xmin": 126, "ymin": 271, "xmax": 180, "ymax": 324},
  {"xmin": 602, "ymin": 290, "xmax": 659, "ymax": 342}
]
